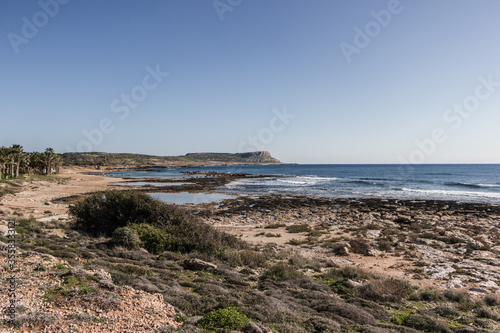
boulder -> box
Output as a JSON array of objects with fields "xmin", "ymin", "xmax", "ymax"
[
  {"xmin": 445, "ymin": 279, "xmax": 465, "ymax": 289},
  {"xmin": 467, "ymin": 240, "xmax": 485, "ymax": 250},
  {"xmin": 182, "ymin": 259, "xmax": 217, "ymax": 271},
  {"xmin": 185, "ymin": 316, "xmax": 204, "ymax": 326},
  {"xmin": 330, "ymin": 242, "xmax": 351, "ymax": 256}
]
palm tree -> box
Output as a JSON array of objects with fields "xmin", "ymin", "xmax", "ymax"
[
  {"xmin": 2, "ymin": 147, "xmax": 16, "ymax": 179},
  {"xmin": 1, "ymin": 146, "xmax": 62, "ymax": 177},
  {"xmin": 28, "ymin": 152, "xmax": 45, "ymax": 175},
  {"xmin": 0, "ymin": 146, "xmax": 7, "ymax": 179},
  {"xmin": 44, "ymin": 148, "xmax": 57, "ymax": 175},
  {"xmin": 52, "ymin": 154, "xmax": 63, "ymax": 174},
  {"xmin": 10, "ymin": 144, "xmax": 24, "ymax": 178}
]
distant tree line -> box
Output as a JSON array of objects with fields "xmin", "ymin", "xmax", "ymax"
[{"xmin": 0, "ymin": 145, "xmax": 62, "ymax": 179}]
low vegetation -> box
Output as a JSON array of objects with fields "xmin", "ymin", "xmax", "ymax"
[
  {"xmin": 70, "ymin": 191, "xmax": 242, "ymax": 254},
  {"xmin": 3, "ymin": 190, "xmax": 500, "ymax": 332}
]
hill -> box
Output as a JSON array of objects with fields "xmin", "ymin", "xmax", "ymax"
[{"xmin": 61, "ymin": 151, "xmax": 281, "ymax": 168}]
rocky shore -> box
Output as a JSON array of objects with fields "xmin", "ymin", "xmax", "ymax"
[{"xmin": 195, "ymin": 195, "xmax": 500, "ymax": 294}]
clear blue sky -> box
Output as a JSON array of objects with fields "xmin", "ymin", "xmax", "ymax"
[{"xmin": 1, "ymin": 0, "xmax": 500, "ymax": 164}]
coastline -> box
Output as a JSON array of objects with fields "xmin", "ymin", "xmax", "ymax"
[
  {"xmin": 1, "ymin": 166, "xmax": 500, "ymax": 332},
  {"xmin": 1, "ymin": 167, "xmax": 499, "ymax": 293}
]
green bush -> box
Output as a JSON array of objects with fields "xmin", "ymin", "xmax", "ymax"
[
  {"xmin": 15, "ymin": 216, "xmax": 44, "ymax": 235},
  {"xmin": 405, "ymin": 314, "xmax": 451, "ymax": 333},
  {"xmin": 131, "ymin": 224, "xmax": 178, "ymax": 254},
  {"xmin": 70, "ymin": 190, "xmax": 179, "ymax": 236},
  {"xmin": 198, "ymin": 307, "xmax": 249, "ymax": 331},
  {"xmin": 112, "ymin": 227, "xmax": 142, "ymax": 250},
  {"xmin": 262, "ymin": 262, "xmax": 305, "ymax": 281},
  {"xmin": 70, "ymin": 190, "xmax": 242, "ymax": 254}
]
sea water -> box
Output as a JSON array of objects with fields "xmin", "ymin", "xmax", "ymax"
[
  {"xmin": 110, "ymin": 164, "xmax": 500, "ymax": 204},
  {"xmin": 181, "ymin": 164, "xmax": 500, "ymax": 204}
]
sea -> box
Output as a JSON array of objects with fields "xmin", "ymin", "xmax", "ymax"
[{"xmin": 111, "ymin": 164, "xmax": 500, "ymax": 205}]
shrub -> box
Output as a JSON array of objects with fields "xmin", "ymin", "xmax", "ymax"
[
  {"xmin": 482, "ymin": 294, "xmax": 500, "ymax": 307},
  {"xmin": 264, "ymin": 223, "xmax": 286, "ymax": 229},
  {"xmin": 15, "ymin": 312, "xmax": 57, "ymax": 328},
  {"xmin": 288, "ymin": 238, "xmax": 307, "ymax": 246},
  {"xmin": 356, "ymin": 278, "xmax": 414, "ymax": 303},
  {"xmin": 262, "ymin": 262, "xmax": 305, "ymax": 281},
  {"xmin": 405, "ymin": 314, "xmax": 450, "ymax": 333},
  {"xmin": 391, "ymin": 308, "xmax": 413, "ymax": 325},
  {"xmin": 222, "ymin": 249, "xmax": 268, "ymax": 268},
  {"xmin": 128, "ymin": 224, "xmax": 178, "ymax": 254},
  {"xmin": 378, "ymin": 240, "xmax": 392, "ymax": 252},
  {"xmin": 286, "ymin": 224, "xmax": 311, "ymax": 233},
  {"xmin": 416, "ymin": 289, "xmax": 444, "ymax": 302},
  {"xmin": 70, "ymin": 190, "xmax": 242, "ymax": 254},
  {"xmin": 70, "ymin": 190, "xmax": 177, "ymax": 235},
  {"xmin": 349, "ymin": 239, "xmax": 370, "ymax": 255},
  {"xmin": 314, "ymin": 301, "xmax": 375, "ymax": 325},
  {"xmin": 112, "ymin": 227, "xmax": 141, "ymax": 250},
  {"xmin": 198, "ymin": 307, "xmax": 249, "ymax": 331},
  {"xmin": 322, "ymin": 266, "xmax": 376, "ymax": 282},
  {"xmin": 303, "ymin": 316, "xmax": 341, "ymax": 332},
  {"xmin": 444, "ymin": 290, "xmax": 473, "ymax": 310},
  {"xmin": 15, "ymin": 216, "xmax": 44, "ymax": 235},
  {"xmin": 475, "ymin": 306, "xmax": 500, "ymax": 320}
]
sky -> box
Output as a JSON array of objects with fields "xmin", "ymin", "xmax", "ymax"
[{"xmin": 1, "ymin": 0, "xmax": 500, "ymax": 164}]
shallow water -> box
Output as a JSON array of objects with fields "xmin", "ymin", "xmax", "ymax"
[
  {"xmin": 148, "ymin": 192, "xmax": 235, "ymax": 205},
  {"xmin": 111, "ymin": 182, "xmax": 191, "ymax": 187}
]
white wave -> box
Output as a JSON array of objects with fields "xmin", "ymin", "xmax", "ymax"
[
  {"xmin": 478, "ymin": 183, "xmax": 500, "ymax": 188},
  {"xmin": 277, "ymin": 176, "xmax": 340, "ymax": 185},
  {"xmin": 401, "ymin": 188, "xmax": 500, "ymax": 199}
]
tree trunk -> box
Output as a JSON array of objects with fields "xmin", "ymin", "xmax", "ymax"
[{"xmin": 14, "ymin": 163, "xmax": 19, "ymax": 178}]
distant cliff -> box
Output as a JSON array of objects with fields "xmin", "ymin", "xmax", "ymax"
[
  {"xmin": 184, "ymin": 151, "xmax": 281, "ymax": 164},
  {"xmin": 61, "ymin": 151, "xmax": 281, "ymax": 167}
]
